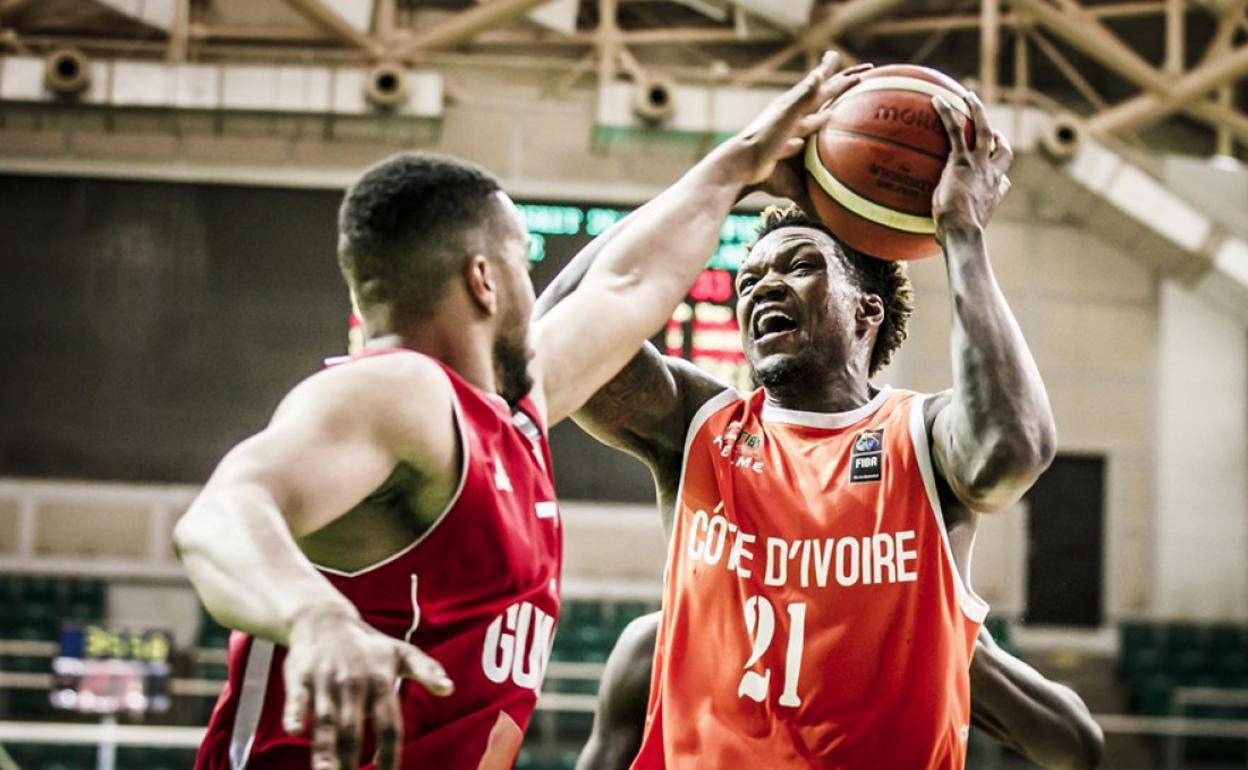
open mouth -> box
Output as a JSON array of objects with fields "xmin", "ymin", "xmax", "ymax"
[{"xmin": 752, "ymin": 308, "xmax": 798, "ymax": 343}]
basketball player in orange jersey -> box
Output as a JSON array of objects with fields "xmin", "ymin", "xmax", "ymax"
[
  {"xmin": 579, "ymin": 612, "xmax": 1102, "ymax": 770},
  {"xmin": 535, "ymin": 93, "xmax": 1092, "ymax": 769},
  {"xmin": 174, "ymin": 52, "xmax": 867, "ymax": 770}
]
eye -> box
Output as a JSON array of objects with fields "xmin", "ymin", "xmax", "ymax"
[
  {"xmin": 791, "ymin": 260, "xmax": 815, "ymax": 272},
  {"xmin": 737, "ymin": 276, "xmax": 757, "ymax": 293}
]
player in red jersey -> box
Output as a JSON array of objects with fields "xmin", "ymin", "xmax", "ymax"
[
  {"xmin": 536, "ymin": 94, "xmax": 1100, "ymax": 768},
  {"xmin": 173, "ymin": 53, "xmax": 868, "ymax": 770}
]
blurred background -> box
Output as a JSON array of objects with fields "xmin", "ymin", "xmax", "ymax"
[{"xmin": 0, "ymin": 0, "xmax": 1246, "ymax": 768}]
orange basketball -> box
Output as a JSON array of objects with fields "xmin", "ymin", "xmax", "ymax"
[{"xmin": 804, "ymin": 64, "xmax": 975, "ymax": 261}]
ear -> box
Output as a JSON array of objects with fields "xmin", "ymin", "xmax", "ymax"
[
  {"xmin": 463, "ymin": 254, "xmax": 498, "ymax": 317},
  {"xmin": 856, "ymin": 293, "xmax": 884, "ymax": 334}
]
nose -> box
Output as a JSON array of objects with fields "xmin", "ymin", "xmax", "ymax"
[{"xmin": 751, "ymin": 272, "xmax": 787, "ymax": 301}]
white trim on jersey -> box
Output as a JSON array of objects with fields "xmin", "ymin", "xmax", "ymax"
[
  {"xmin": 907, "ymin": 396, "xmax": 990, "ymax": 624},
  {"xmin": 404, "ymin": 574, "xmax": 421, "ymax": 644},
  {"xmin": 315, "ymin": 369, "xmax": 472, "ymax": 579},
  {"xmin": 662, "ymin": 388, "xmax": 743, "ymax": 582},
  {"xmin": 229, "ymin": 639, "xmax": 275, "ymax": 770},
  {"xmin": 761, "ymin": 386, "xmax": 893, "ymax": 429}
]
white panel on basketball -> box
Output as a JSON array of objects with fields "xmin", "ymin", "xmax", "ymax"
[
  {"xmin": 803, "ymin": 139, "xmax": 938, "ymax": 234},
  {"xmin": 838, "ymin": 76, "xmax": 972, "ymax": 119}
]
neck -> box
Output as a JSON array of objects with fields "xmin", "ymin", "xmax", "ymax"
[
  {"xmin": 365, "ymin": 320, "xmax": 499, "ymax": 397},
  {"xmin": 762, "ymin": 366, "xmax": 875, "ymax": 414}
]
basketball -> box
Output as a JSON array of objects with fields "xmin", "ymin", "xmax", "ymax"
[{"xmin": 804, "ymin": 64, "xmax": 975, "ymax": 261}]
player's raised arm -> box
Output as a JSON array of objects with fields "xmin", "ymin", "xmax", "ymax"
[
  {"xmin": 926, "ymin": 93, "xmax": 1057, "ymax": 513},
  {"xmin": 173, "ymin": 355, "xmax": 456, "ymax": 770},
  {"xmin": 532, "ymin": 52, "xmax": 865, "ymax": 426}
]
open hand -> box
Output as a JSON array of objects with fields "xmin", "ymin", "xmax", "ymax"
[
  {"xmin": 729, "ymin": 52, "xmax": 870, "ymax": 189},
  {"xmin": 282, "ymin": 608, "xmax": 453, "ymax": 770},
  {"xmin": 931, "ymin": 92, "xmax": 1014, "ymax": 241}
]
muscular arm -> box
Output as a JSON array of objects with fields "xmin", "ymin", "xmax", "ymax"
[
  {"xmin": 928, "ymin": 95, "xmax": 1057, "ymax": 513},
  {"xmin": 533, "ymin": 186, "xmax": 729, "ymax": 473},
  {"xmin": 532, "ymin": 54, "xmax": 860, "ymax": 427},
  {"xmin": 172, "ymin": 356, "xmax": 456, "ymax": 769},
  {"xmin": 970, "ymin": 628, "xmax": 1104, "ymax": 770},
  {"xmin": 173, "ymin": 356, "xmax": 455, "ymax": 644}
]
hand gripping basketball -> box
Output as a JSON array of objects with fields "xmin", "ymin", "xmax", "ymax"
[
  {"xmin": 730, "ymin": 51, "xmax": 871, "ymax": 188},
  {"xmin": 282, "ymin": 607, "xmax": 453, "ymax": 770},
  {"xmin": 930, "ymin": 92, "xmax": 1014, "ymax": 241}
]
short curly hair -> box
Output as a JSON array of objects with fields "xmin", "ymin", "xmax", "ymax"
[{"xmin": 751, "ymin": 205, "xmax": 914, "ymax": 377}]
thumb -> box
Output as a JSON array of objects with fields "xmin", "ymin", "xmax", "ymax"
[{"xmin": 395, "ymin": 642, "xmax": 454, "ymax": 697}]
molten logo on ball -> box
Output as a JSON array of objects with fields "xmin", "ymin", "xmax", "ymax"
[{"xmin": 874, "ymin": 105, "xmax": 943, "ymax": 134}]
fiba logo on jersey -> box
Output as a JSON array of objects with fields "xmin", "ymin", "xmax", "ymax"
[
  {"xmin": 481, "ymin": 601, "xmax": 555, "ymax": 692},
  {"xmin": 850, "ymin": 429, "xmax": 884, "ymax": 483}
]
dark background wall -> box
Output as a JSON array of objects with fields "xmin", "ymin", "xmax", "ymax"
[{"xmin": 0, "ymin": 174, "xmax": 680, "ymax": 502}]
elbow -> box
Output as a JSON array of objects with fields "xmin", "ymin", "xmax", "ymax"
[
  {"xmin": 1056, "ymin": 716, "xmax": 1104, "ymax": 770},
  {"xmin": 171, "ymin": 509, "xmax": 204, "ymax": 564},
  {"xmin": 963, "ymin": 422, "xmax": 1057, "ymax": 513},
  {"xmin": 1078, "ymin": 720, "xmax": 1106, "ymax": 770}
]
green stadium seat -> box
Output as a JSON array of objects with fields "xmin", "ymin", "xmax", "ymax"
[
  {"xmin": 1165, "ymin": 622, "xmax": 1206, "ymax": 654},
  {"xmin": 556, "ymin": 710, "xmax": 594, "ymax": 742},
  {"xmin": 198, "ymin": 608, "xmax": 232, "ymax": 649},
  {"xmin": 564, "ymin": 601, "xmax": 604, "ymax": 629},
  {"xmin": 553, "ymin": 750, "xmax": 580, "ymax": 770},
  {"xmin": 514, "ymin": 749, "xmax": 538, "ymax": 770},
  {"xmin": 1119, "ymin": 621, "xmax": 1162, "ymax": 673},
  {"xmin": 549, "ymin": 676, "xmax": 599, "ymax": 696},
  {"xmin": 1135, "ymin": 673, "xmax": 1174, "ymax": 716},
  {"xmin": 1171, "ymin": 649, "xmax": 1211, "ymax": 685}
]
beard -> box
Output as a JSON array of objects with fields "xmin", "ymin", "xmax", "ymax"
[
  {"xmin": 494, "ymin": 333, "xmax": 534, "ymax": 408},
  {"xmin": 751, "ymin": 346, "xmax": 819, "ymax": 391}
]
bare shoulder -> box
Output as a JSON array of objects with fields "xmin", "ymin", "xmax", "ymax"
[
  {"xmin": 575, "ymin": 344, "xmax": 730, "ymax": 466},
  {"xmin": 272, "ymin": 353, "xmax": 456, "ymax": 460}
]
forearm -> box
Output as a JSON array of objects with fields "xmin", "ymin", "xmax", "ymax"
[
  {"xmin": 970, "ymin": 633, "xmax": 1103, "ymax": 769},
  {"xmin": 581, "ymin": 142, "xmax": 749, "ymax": 336},
  {"xmin": 941, "ymin": 228, "xmax": 1056, "ymax": 508},
  {"xmin": 536, "ymin": 180, "xmax": 761, "ymax": 321},
  {"xmin": 174, "ymin": 483, "xmax": 357, "ymax": 644}
]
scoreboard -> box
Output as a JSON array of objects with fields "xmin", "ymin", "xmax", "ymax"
[{"xmin": 519, "ymin": 201, "xmax": 759, "ymax": 392}]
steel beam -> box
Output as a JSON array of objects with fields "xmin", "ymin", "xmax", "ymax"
[
  {"xmin": 731, "ymin": 0, "xmax": 909, "ymax": 86},
  {"xmin": 1026, "ymin": 27, "xmax": 1107, "ymax": 108},
  {"xmin": 981, "ymin": 0, "xmax": 1000, "ymax": 102},
  {"xmin": 283, "ymin": 0, "xmax": 384, "ymax": 57},
  {"xmin": 395, "ymin": 0, "xmax": 560, "ymax": 56},
  {"xmin": 1010, "ymin": 0, "xmax": 1248, "ymax": 146},
  {"xmin": 1089, "ymin": 45, "xmax": 1248, "ymax": 135}
]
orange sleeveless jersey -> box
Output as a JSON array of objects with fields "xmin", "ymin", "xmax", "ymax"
[{"xmin": 631, "ymin": 386, "xmax": 988, "ymax": 770}]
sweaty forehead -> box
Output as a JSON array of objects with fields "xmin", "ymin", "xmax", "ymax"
[{"xmin": 743, "ymin": 226, "xmax": 841, "ymax": 270}]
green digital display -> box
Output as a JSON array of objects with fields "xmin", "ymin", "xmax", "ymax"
[
  {"xmin": 517, "ymin": 202, "xmax": 759, "ymax": 271},
  {"xmin": 518, "ymin": 200, "xmax": 758, "ymax": 392}
]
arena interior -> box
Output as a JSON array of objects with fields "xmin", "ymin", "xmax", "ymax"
[{"xmin": 1, "ymin": 0, "xmax": 1247, "ymax": 768}]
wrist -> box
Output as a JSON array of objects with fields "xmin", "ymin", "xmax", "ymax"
[
  {"xmin": 936, "ymin": 221, "xmax": 986, "ymax": 250},
  {"xmin": 705, "ymin": 137, "xmax": 760, "ymax": 189},
  {"xmin": 285, "ymin": 600, "xmax": 360, "ymax": 644}
]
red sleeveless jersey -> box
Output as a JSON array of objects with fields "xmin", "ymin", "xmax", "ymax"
[
  {"xmin": 632, "ymin": 386, "xmax": 986, "ymax": 770},
  {"xmin": 196, "ymin": 349, "xmax": 562, "ymax": 770}
]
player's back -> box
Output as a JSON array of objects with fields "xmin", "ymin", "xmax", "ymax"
[
  {"xmin": 632, "ymin": 386, "xmax": 985, "ymax": 770},
  {"xmin": 196, "ymin": 348, "xmax": 562, "ymax": 770}
]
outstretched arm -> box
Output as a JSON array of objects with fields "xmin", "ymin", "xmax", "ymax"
[
  {"xmin": 970, "ymin": 628, "xmax": 1104, "ymax": 770},
  {"xmin": 173, "ymin": 356, "xmax": 456, "ymax": 770},
  {"xmin": 927, "ymin": 94, "xmax": 1057, "ymax": 513},
  {"xmin": 532, "ymin": 53, "xmax": 866, "ymax": 427}
]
